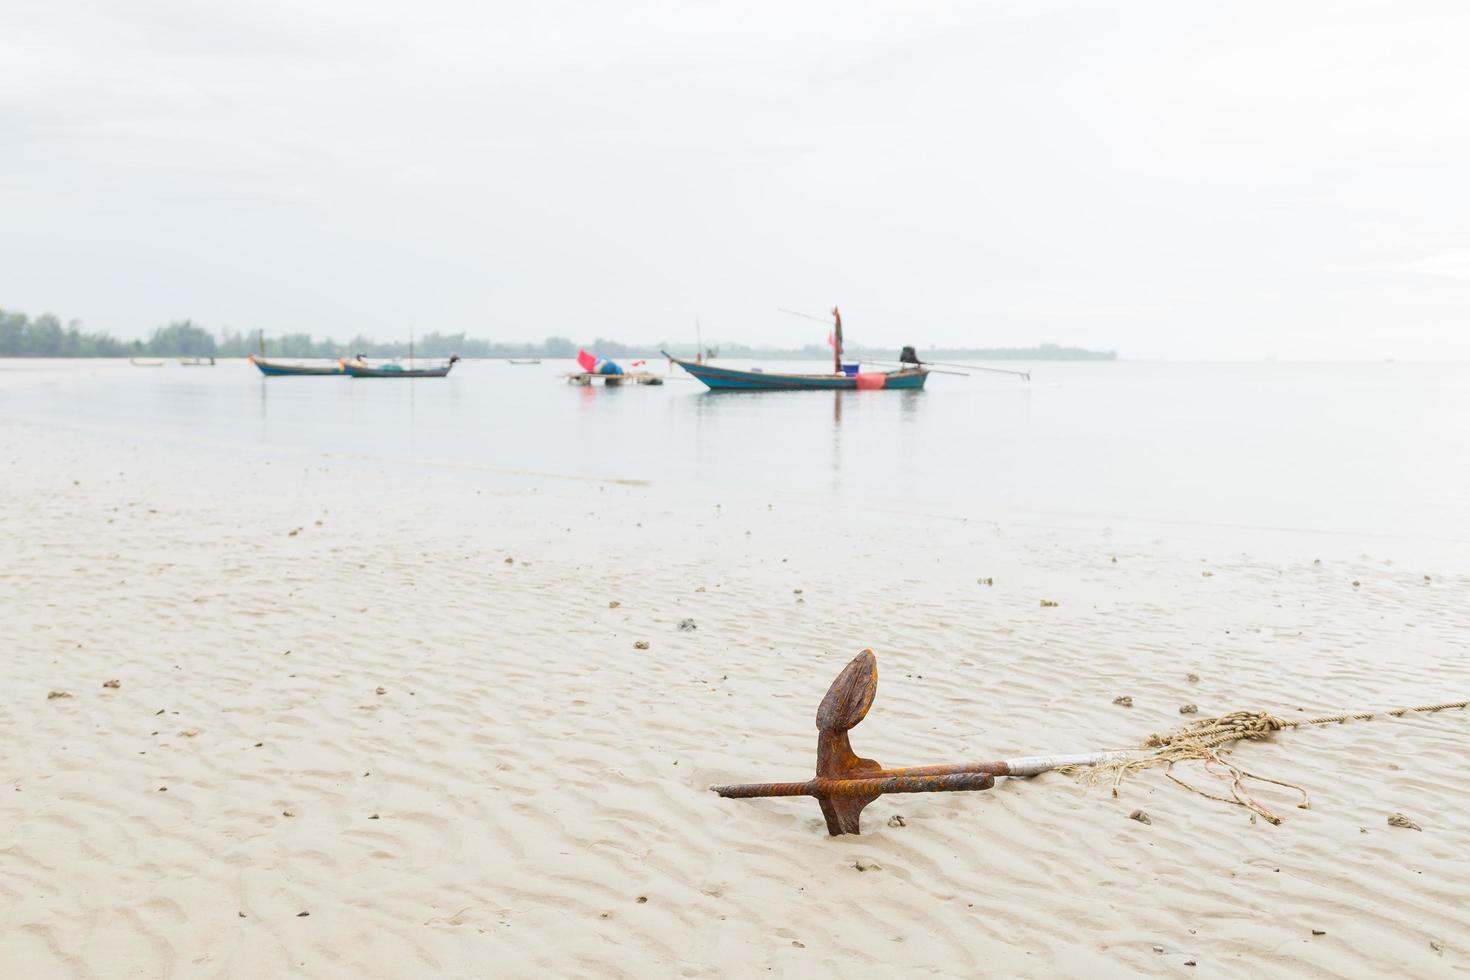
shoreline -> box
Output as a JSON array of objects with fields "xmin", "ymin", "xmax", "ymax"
[{"xmin": 3, "ymin": 408, "xmax": 1467, "ymax": 569}]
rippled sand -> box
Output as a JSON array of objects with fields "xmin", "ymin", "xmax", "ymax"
[{"xmin": 2, "ymin": 418, "xmax": 1467, "ymax": 977}]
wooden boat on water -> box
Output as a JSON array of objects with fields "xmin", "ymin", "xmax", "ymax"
[
  {"xmin": 249, "ymin": 355, "xmax": 344, "ymax": 376},
  {"xmin": 507, "ymin": 358, "xmax": 541, "ymax": 365},
  {"xmin": 340, "ymin": 354, "xmax": 460, "ymax": 378},
  {"xmin": 663, "ymin": 307, "xmax": 927, "ymax": 391},
  {"xmin": 130, "ymin": 357, "xmax": 166, "ymax": 367},
  {"xmin": 178, "ymin": 357, "xmax": 216, "ymax": 366},
  {"xmin": 667, "ymin": 355, "xmax": 927, "ymax": 391}
]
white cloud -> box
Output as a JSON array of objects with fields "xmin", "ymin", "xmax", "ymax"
[{"xmin": 1405, "ymin": 249, "xmax": 1470, "ymax": 281}]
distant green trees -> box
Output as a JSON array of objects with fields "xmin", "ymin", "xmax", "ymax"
[
  {"xmin": 231, "ymin": 332, "xmax": 594, "ymax": 359},
  {"xmin": 0, "ymin": 310, "xmax": 138, "ymax": 356},
  {"xmin": 147, "ymin": 320, "xmax": 217, "ymax": 357},
  {"xmin": 0, "ymin": 310, "xmax": 228, "ymax": 357},
  {"xmin": 0, "ymin": 308, "xmax": 649, "ymax": 359},
  {"xmin": 0, "ymin": 305, "xmax": 1118, "ymax": 361}
]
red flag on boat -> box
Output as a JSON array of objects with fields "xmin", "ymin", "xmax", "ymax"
[{"xmin": 576, "ymin": 349, "xmax": 597, "ymax": 372}]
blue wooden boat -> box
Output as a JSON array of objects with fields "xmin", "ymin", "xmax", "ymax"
[
  {"xmin": 340, "ymin": 354, "xmax": 460, "ymax": 378},
  {"xmin": 249, "ymin": 355, "xmax": 344, "ymax": 376},
  {"xmin": 664, "ymin": 353, "xmax": 927, "ymax": 391},
  {"xmin": 664, "ymin": 306, "xmax": 929, "ymax": 391}
]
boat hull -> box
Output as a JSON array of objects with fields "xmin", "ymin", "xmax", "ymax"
[
  {"xmin": 341, "ymin": 360, "xmax": 456, "ymax": 378},
  {"xmin": 668, "ymin": 357, "xmax": 927, "ymax": 391},
  {"xmin": 250, "ymin": 356, "xmax": 344, "ymax": 376}
]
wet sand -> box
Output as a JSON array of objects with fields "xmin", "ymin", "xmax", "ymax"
[{"xmin": 2, "ymin": 416, "xmax": 1468, "ymax": 977}]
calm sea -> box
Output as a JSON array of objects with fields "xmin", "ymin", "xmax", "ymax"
[{"xmin": 4, "ymin": 358, "xmax": 1467, "ymax": 555}]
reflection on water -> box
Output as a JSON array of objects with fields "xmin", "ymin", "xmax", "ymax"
[{"xmin": 5, "ymin": 357, "xmax": 1470, "ymax": 544}]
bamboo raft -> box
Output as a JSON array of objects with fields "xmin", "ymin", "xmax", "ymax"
[{"xmin": 564, "ymin": 371, "xmax": 664, "ymax": 387}]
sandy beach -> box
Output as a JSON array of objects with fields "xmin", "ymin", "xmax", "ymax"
[{"xmin": 2, "ymin": 412, "xmax": 1467, "ymax": 978}]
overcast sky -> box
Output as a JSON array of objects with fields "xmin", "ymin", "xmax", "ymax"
[{"xmin": 4, "ymin": 0, "xmax": 1469, "ymax": 358}]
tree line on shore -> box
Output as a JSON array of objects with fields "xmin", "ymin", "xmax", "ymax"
[{"xmin": 0, "ymin": 306, "xmax": 1117, "ymax": 361}]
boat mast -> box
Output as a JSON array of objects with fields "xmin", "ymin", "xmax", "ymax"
[{"xmin": 831, "ymin": 307, "xmax": 843, "ymax": 373}]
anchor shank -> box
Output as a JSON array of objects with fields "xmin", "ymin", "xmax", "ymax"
[{"xmin": 711, "ymin": 771, "xmax": 995, "ymax": 799}]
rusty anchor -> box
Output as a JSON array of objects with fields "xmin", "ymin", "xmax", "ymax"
[{"xmin": 710, "ymin": 649, "xmax": 1130, "ymax": 835}]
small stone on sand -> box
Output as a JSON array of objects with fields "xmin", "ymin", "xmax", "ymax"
[
  {"xmin": 102, "ymin": 679, "xmax": 121, "ymax": 689},
  {"xmin": 634, "ymin": 641, "xmax": 649, "ymax": 650},
  {"xmin": 1179, "ymin": 703, "xmax": 1198, "ymax": 714},
  {"xmin": 887, "ymin": 815, "xmax": 906, "ymax": 828},
  {"xmin": 47, "ymin": 691, "xmax": 72, "ymax": 699},
  {"xmin": 852, "ymin": 858, "xmax": 881, "ymax": 872},
  {"xmin": 1387, "ymin": 813, "xmax": 1422, "ymax": 831},
  {"xmin": 1311, "ymin": 929, "xmax": 1326, "ymax": 936},
  {"xmin": 375, "ymin": 687, "xmax": 386, "ymax": 695},
  {"xmin": 1186, "ymin": 673, "xmax": 1200, "ymax": 683},
  {"xmin": 1130, "ymin": 810, "xmax": 1151, "ymax": 825},
  {"xmin": 1113, "ymin": 696, "xmax": 1133, "ymax": 707},
  {"xmin": 1040, "ymin": 599, "xmax": 1059, "ymax": 607},
  {"xmin": 677, "ymin": 618, "xmax": 697, "ymax": 632},
  {"xmin": 608, "ymin": 601, "xmax": 620, "ymax": 608}
]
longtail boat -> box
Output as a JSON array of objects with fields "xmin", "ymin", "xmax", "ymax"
[
  {"xmin": 248, "ymin": 355, "xmax": 344, "ymax": 376},
  {"xmin": 663, "ymin": 306, "xmax": 927, "ymax": 391},
  {"xmin": 340, "ymin": 354, "xmax": 460, "ymax": 378},
  {"xmin": 666, "ymin": 356, "xmax": 926, "ymax": 391}
]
